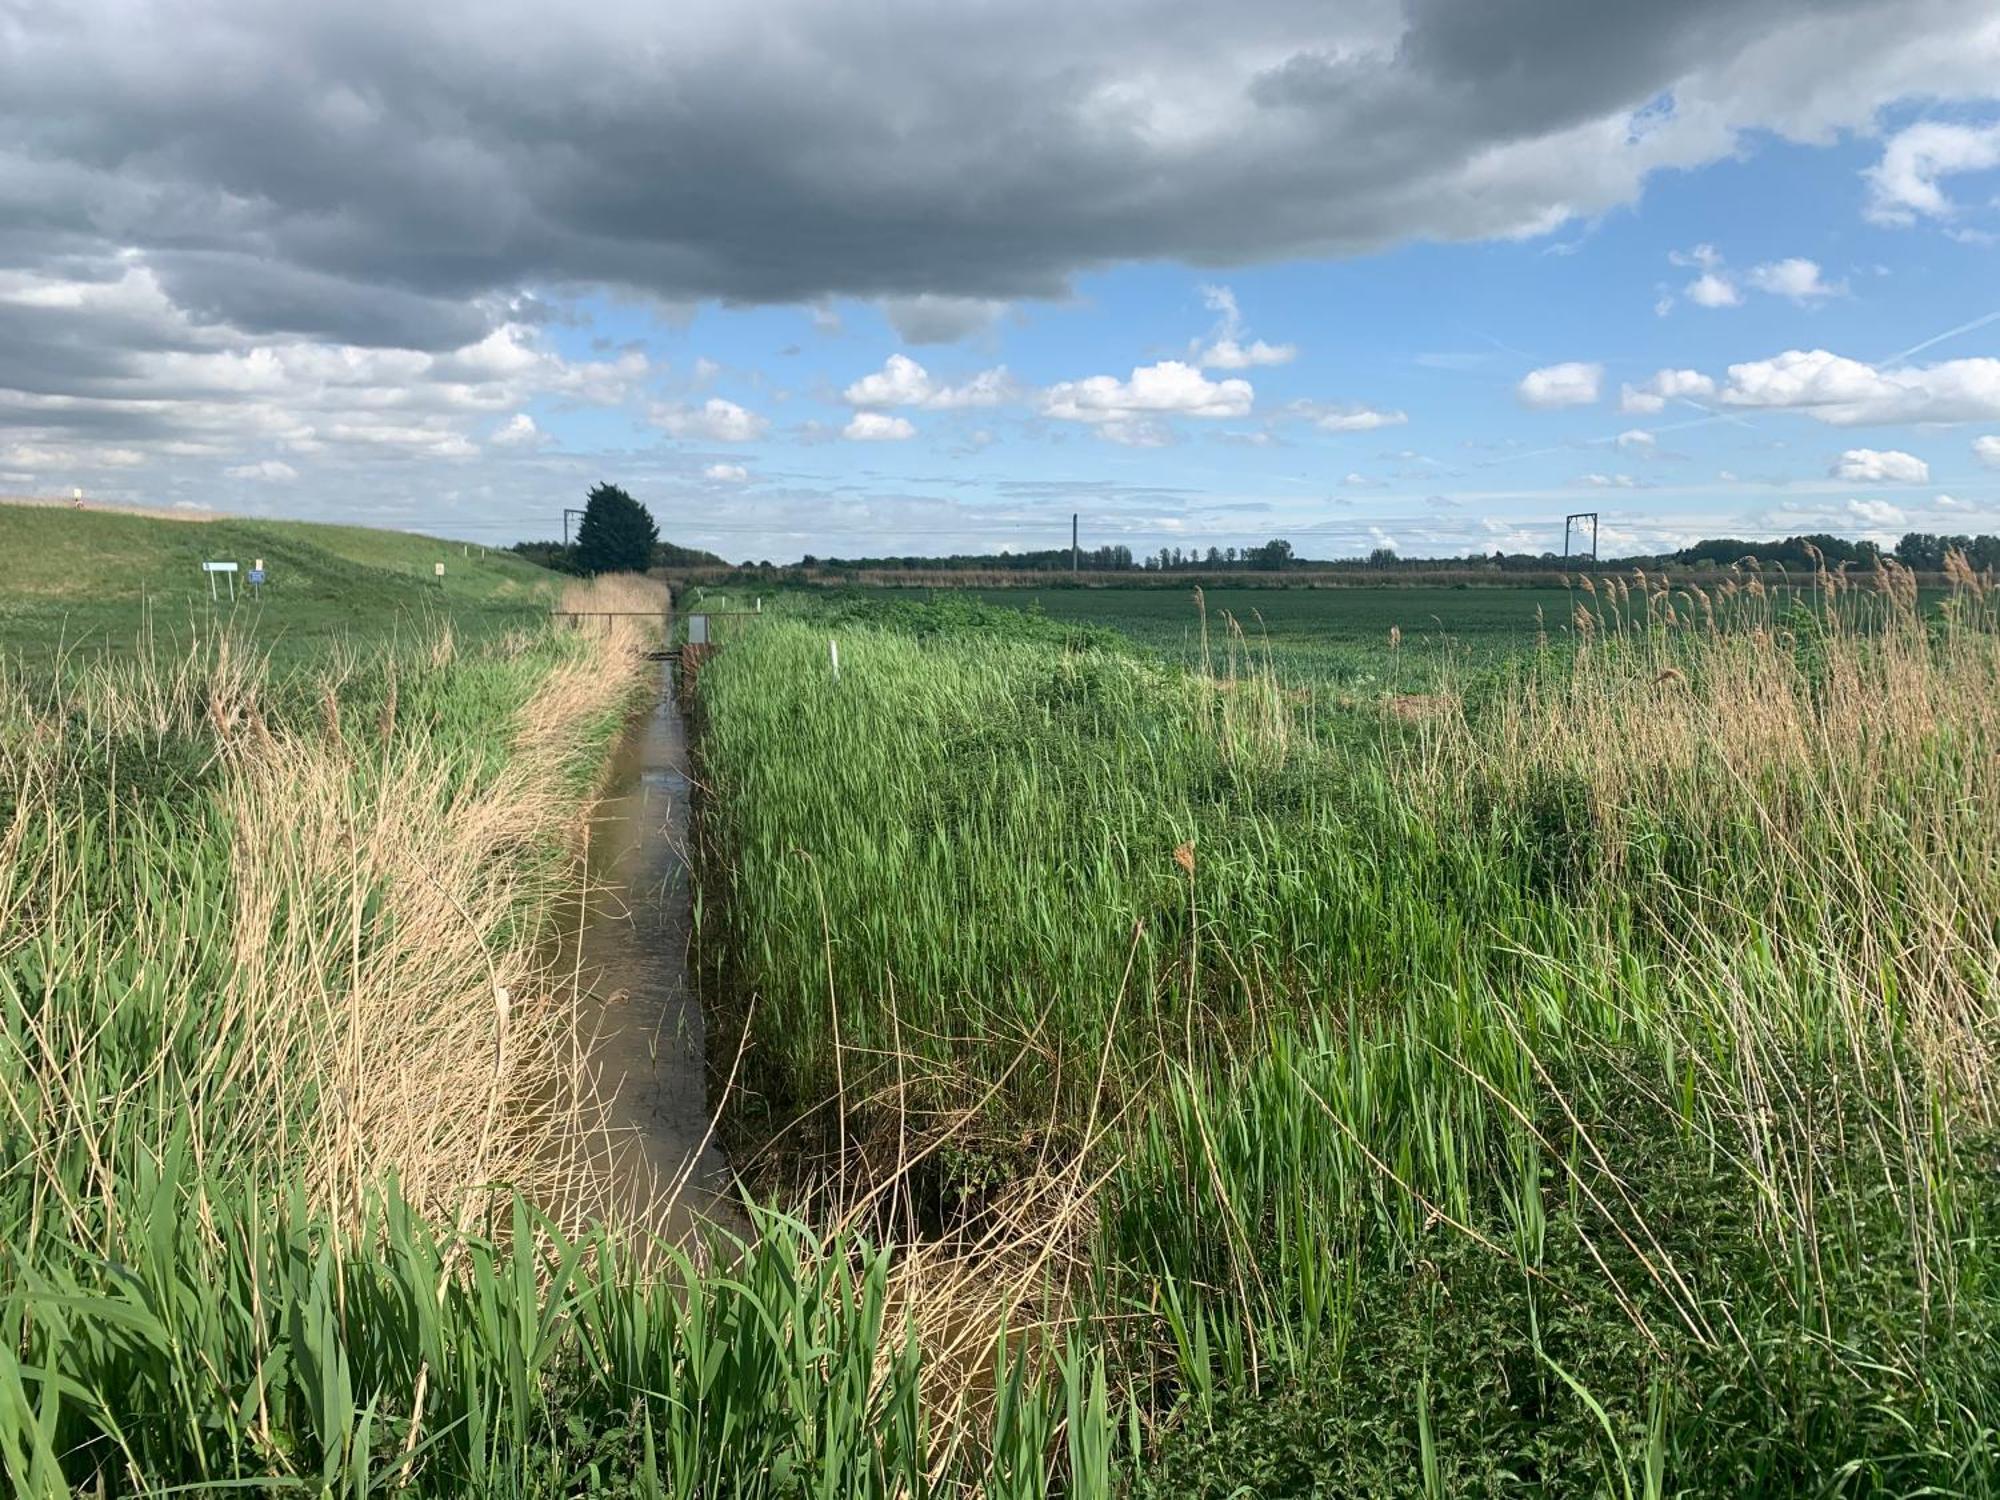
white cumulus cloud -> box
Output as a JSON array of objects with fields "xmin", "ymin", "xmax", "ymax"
[
  {"xmin": 844, "ymin": 353, "xmax": 1015, "ymax": 410},
  {"xmin": 1832, "ymin": 447, "xmax": 1929, "ymax": 483},
  {"xmin": 650, "ymin": 397, "xmax": 768, "ymax": 441},
  {"xmin": 1042, "ymin": 360, "xmax": 1253, "ymax": 425},
  {"xmin": 1619, "ymin": 368, "xmax": 1717, "ymax": 413},
  {"xmin": 1685, "ymin": 272, "xmax": 1742, "ymax": 308},
  {"xmin": 1518, "ymin": 362, "xmax": 1603, "ymax": 409},
  {"xmin": 1746, "ymin": 258, "xmax": 1847, "ymax": 303},
  {"xmin": 702, "ymin": 462, "xmax": 750, "ymax": 482},
  {"xmin": 1193, "ymin": 286, "xmax": 1296, "ymax": 370},
  {"xmin": 490, "ymin": 412, "xmax": 545, "ymax": 448},
  {"xmin": 1616, "ymin": 429, "xmax": 1656, "ymax": 450},
  {"xmin": 843, "ymin": 411, "xmax": 917, "ymax": 440},
  {"xmin": 1720, "ymin": 349, "xmax": 2000, "ymax": 425},
  {"xmin": 1847, "ymin": 498, "xmax": 1905, "ymax": 527},
  {"xmin": 843, "ymin": 353, "xmax": 933, "ymax": 407},
  {"xmin": 1202, "ymin": 338, "xmax": 1297, "ymax": 370},
  {"xmin": 1865, "ymin": 121, "xmax": 2000, "ymax": 226},
  {"xmin": 1975, "ymin": 435, "xmax": 2000, "ymax": 467}
]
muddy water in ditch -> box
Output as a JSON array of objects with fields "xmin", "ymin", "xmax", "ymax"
[{"xmin": 568, "ymin": 662, "xmax": 742, "ymax": 1243}]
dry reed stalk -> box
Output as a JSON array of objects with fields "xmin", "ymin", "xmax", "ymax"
[
  {"xmin": 2, "ymin": 594, "xmax": 668, "ymax": 1248},
  {"xmin": 1436, "ymin": 582, "xmax": 2000, "ymax": 1143},
  {"xmin": 220, "ymin": 644, "xmax": 658, "ymax": 1230}
]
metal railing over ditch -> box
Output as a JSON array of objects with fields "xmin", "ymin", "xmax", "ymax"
[{"xmin": 548, "ymin": 607, "xmax": 767, "ymax": 661}]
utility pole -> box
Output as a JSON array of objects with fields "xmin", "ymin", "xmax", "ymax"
[
  {"xmin": 1072, "ymin": 512, "xmax": 1079, "ymax": 575},
  {"xmin": 562, "ymin": 506, "xmax": 586, "ymax": 548}
]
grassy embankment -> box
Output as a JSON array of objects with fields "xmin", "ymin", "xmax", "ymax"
[
  {"xmin": 693, "ymin": 561, "xmax": 2000, "ymax": 1493},
  {"xmin": 0, "ymin": 503, "xmax": 551, "ymax": 660}
]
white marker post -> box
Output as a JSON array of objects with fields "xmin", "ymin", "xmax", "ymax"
[
  {"xmin": 201, "ymin": 560, "xmax": 239, "ymax": 602},
  {"xmin": 829, "ymin": 637, "xmax": 840, "ymax": 681}
]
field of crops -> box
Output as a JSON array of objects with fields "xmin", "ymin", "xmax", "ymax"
[
  {"xmin": 9, "ymin": 542, "xmax": 2000, "ymax": 1495},
  {"xmin": 824, "ymin": 581, "xmax": 1565, "ymax": 684},
  {"xmin": 692, "ymin": 564, "xmax": 2000, "ymax": 1493}
]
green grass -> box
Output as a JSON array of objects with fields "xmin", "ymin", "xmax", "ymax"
[
  {"xmin": 826, "ymin": 582, "xmax": 1570, "ymax": 682},
  {"xmin": 0, "ymin": 566, "xmax": 1116, "ymax": 1496},
  {"xmin": 13, "ymin": 533, "xmax": 2000, "ymax": 1494},
  {"xmin": 690, "ymin": 574, "xmax": 2000, "ymax": 1492},
  {"xmin": 0, "ymin": 504, "xmax": 555, "ymax": 660}
]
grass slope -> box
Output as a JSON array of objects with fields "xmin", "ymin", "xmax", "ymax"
[{"xmin": 0, "ymin": 503, "xmax": 557, "ymax": 657}]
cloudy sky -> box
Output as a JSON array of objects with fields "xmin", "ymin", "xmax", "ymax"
[{"xmin": 3, "ymin": 0, "xmax": 1999, "ymax": 561}]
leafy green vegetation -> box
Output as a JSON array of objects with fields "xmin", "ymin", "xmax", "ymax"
[
  {"xmin": 692, "ymin": 562, "xmax": 2000, "ymax": 1492},
  {"xmin": 10, "ymin": 509, "xmax": 2000, "ymax": 1494},
  {"xmin": 574, "ymin": 482, "xmax": 659, "ymax": 576},
  {"xmin": 0, "ymin": 559, "xmax": 1111, "ymax": 1496}
]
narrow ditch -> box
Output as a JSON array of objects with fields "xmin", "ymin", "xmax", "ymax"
[{"xmin": 565, "ymin": 657, "xmax": 743, "ymax": 1243}]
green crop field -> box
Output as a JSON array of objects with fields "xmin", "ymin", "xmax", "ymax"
[
  {"xmin": 969, "ymin": 581, "xmax": 1561, "ymax": 651},
  {"xmin": 9, "ymin": 513, "xmax": 2000, "ymax": 1496},
  {"xmin": 826, "ymin": 580, "xmax": 1865, "ymax": 690},
  {"xmin": 829, "ymin": 581, "xmax": 1567, "ymax": 680}
]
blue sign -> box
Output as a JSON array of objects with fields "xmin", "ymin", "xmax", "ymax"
[{"xmin": 248, "ymin": 568, "xmax": 266, "ymax": 586}]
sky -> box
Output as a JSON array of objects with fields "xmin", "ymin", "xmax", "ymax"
[{"xmin": 2, "ymin": 0, "xmax": 1999, "ymax": 563}]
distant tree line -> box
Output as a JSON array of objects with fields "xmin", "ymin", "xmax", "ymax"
[
  {"xmin": 794, "ymin": 539, "xmax": 1318, "ymax": 573},
  {"xmin": 788, "ymin": 533, "xmax": 1940, "ymax": 576},
  {"xmin": 1097, "ymin": 531, "xmax": 2000, "ymax": 574},
  {"xmin": 1888, "ymin": 533, "xmax": 2000, "ymax": 572},
  {"xmin": 798, "ymin": 545, "xmax": 1138, "ymax": 573},
  {"xmin": 509, "ymin": 488, "xmax": 2000, "ymax": 581}
]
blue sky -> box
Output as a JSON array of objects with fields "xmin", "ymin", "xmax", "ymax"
[
  {"xmin": 3, "ymin": 0, "xmax": 1998, "ymax": 561},
  {"xmin": 516, "ymin": 130, "xmax": 2000, "ymax": 561}
]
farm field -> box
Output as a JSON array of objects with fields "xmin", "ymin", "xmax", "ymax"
[
  {"xmin": 965, "ymin": 580, "xmax": 1562, "ymax": 656},
  {"xmin": 825, "ymin": 580, "xmax": 1565, "ymax": 682}
]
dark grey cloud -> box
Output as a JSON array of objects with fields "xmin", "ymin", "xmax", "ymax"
[
  {"xmin": 883, "ymin": 296, "xmax": 1009, "ymax": 345},
  {"xmin": 149, "ymin": 254, "xmax": 496, "ymax": 350},
  {"xmin": 2, "ymin": 0, "xmax": 1997, "ymax": 531},
  {"xmin": 3, "ymin": 0, "xmax": 1992, "ymax": 344}
]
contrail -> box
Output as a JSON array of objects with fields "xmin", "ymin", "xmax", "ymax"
[{"xmin": 1882, "ymin": 309, "xmax": 2000, "ymax": 365}]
